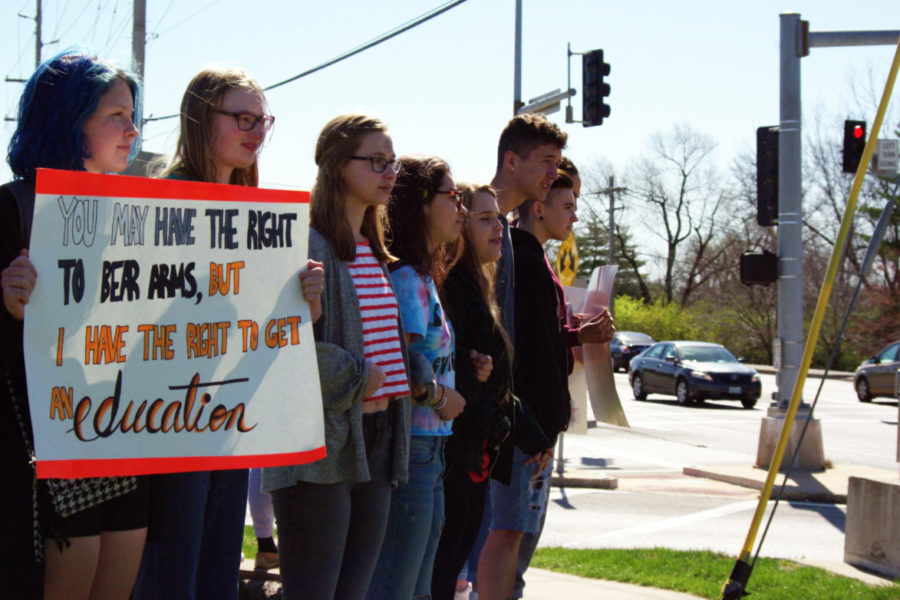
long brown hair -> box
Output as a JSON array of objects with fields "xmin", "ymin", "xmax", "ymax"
[
  {"xmin": 163, "ymin": 67, "xmax": 263, "ymax": 186},
  {"xmin": 310, "ymin": 113, "xmax": 392, "ymax": 263},
  {"xmin": 387, "ymin": 154, "xmax": 458, "ymax": 286},
  {"xmin": 454, "ymin": 182, "xmax": 512, "ymax": 359}
]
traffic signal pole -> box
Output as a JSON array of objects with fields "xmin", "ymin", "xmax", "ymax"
[
  {"xmin": 513, "ymin": 0, "xmax": 523, "ymax": 115},
  {"xmin": 774, "ymin": 18, "xmax": 900, "ymax": 412},
  {"xmin": 775, "ymin": 13, "xmax": 804, "ymax": 413},
  {"xmin": 723, "ymin": 16, "xmax": 900, "ymax": 599}
]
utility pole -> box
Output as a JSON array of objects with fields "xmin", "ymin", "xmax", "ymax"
[
  {"xmin": 5, "ymin": 0, "xmax": 57, "ymax": 122},
  {"xmin": 34, "ymin": 0, "xmax": 42, "ymax": 68},
  {"xmin": 15, "ymin": 0, "xmax": 56, "ymax": 69},
  {"xmin": 597, "ymin": 178, "xmax": 625, "ymax": 316},
  {"xmin": 513, "ymin": 0, "xmax": 523, "ymax": 114},
  {"xmin": 606, "ymin": 176, "xmax": 616, "ymax": 265},
  {"xmin": 598, "ymin": 178, "xmax": 626, "ymax": 264},
  {"xmin": 132, "ymin": 0, "xmax": 146, "ymax": 81}
]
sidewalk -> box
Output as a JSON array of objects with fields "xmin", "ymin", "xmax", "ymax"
[
  {"xmin": 553, "ymin": 460, "xmax": 897, "ymax": 504},
  {"xmin": 509, "ymin": 567, "xmax": 704, "ymax": 599},
  {"xmin": 548, "ymin": 426, "xmax": 897, "ymax": 590},
  {"xmin": 239, "ymin": 561, "xmax": 705, "ymax": 599}
]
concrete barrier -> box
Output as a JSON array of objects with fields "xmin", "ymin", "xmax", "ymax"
[{"xmin": 844, "ymin": 475, "xmax": 900, "ymax": 578}]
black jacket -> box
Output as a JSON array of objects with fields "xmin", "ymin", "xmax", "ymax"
[
  {"xmin": 441, "ymin": 263, "xmax": 548, "ymax": 484},
  {"xmin": 510, "ymin": 227, "xmax": 573, "ymax": 444}
]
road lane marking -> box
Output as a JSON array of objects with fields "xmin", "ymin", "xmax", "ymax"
[{"xmin": 590, "ymin": 500, "xmax": 760, "ymax": 539}]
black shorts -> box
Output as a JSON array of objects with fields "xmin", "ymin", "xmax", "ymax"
[{"xmin": 52, "ymin": 476, "xmax": 150, "ymax": 538}]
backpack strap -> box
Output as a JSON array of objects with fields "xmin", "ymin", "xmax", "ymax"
[
  {"xmin": 1, "ymin": 180, "xmax": 36, "ymax": 248},
  {"xmin": 387, "ymin": 259, "xmax": 409, "ymax": 274}
]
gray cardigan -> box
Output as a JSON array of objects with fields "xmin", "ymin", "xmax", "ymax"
[{"xmin": 263, "ymin": 228, "xmax": 411, "ymax": 490}]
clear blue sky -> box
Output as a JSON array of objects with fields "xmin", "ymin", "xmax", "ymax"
[{"xmin": 2, "ymin": 0, "xmax": 898, "ymax": 191}]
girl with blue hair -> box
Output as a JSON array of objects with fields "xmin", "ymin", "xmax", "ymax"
[{"xmin": 1, "ymin": 50, "xmax": 146, "ymax": 600}]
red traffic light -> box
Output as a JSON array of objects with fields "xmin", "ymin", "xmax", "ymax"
[{"xmin": 843, "ymin": 120, "xmax": 866, "ymax": 173}]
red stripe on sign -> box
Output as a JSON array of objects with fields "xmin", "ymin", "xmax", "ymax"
[
  {"xmin": 34, "ymin": 168, "xmax": 310, "ymax": 204},
  {"xmin": 34, "ymin": 446, "xmax": 326, "ymax": 478}
]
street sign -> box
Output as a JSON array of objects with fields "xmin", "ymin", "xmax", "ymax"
[
  {"xmin": 517, "ymin": 88, "xmax": 576, "ymax": 116},
  {"xmin": 874, "ymin": 139, "xmax": 899, "ymax": 177}
]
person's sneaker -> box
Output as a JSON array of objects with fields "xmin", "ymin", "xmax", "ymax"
[{"xmin": 254, "ymin": 551, "xmax": 279, "ymax": 570}]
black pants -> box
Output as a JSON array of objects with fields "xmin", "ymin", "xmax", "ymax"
[
  {"xmin": 0, "ymin": 391, "xmax": 41, "ymax": 600},
  {"xmin": 272, "ymin": 411, "xmax": 393, "ymax": 600},
  {"xmin": 430, "ymin": 463, "xmax": 489, "ymax": 600}
]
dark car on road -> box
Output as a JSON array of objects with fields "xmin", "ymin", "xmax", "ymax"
[
  {"xmin": 609, "ymin": 331, "xmax": 655, "ymax": 372},
  {"xmin": 853, "ymin": 341, "xmax": 900, "ymax": 402},
  {"xmin": 629, "ymin": 341, "xmax": 761, "ymax": 408}
]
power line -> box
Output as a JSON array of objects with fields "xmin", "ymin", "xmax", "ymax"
[
  {"xmin": 99, "ymin": 0, "xmax": 126, "ymax": 56},
  {"xmin": 101, "ymin": 1, "xmax": 132, "ymax": 56},
  {"xmin": 56, "ymin": 0, "xmax": 95, "ymax": 40},
  {"xmin": 147, "ymin": 0, "xmax": 177, "ymax": 41},
  {"xmin": 143, "ymin": 0, "xmax": 469, "ymax": 123},
  {"xmin": 263, "ymin": 0, "xmax": 468, "ymax": 92},
  {"xmin": 152, "ymin": 0, "xmax": 222, "ymax": 38}
]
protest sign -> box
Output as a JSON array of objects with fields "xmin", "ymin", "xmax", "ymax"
[{"xmin": 24, "ymin": 169, "xmax": 325, "ymax": 478}]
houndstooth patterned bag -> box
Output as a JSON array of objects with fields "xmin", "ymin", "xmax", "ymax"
[{"xmin": 44, "ymin": 475, "xmax": 137, "ymax": 519}]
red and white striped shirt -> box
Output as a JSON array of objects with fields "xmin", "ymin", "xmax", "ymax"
[{"xmin": 349, "ymin": 241, "xmax": 410, "ymax": 402}]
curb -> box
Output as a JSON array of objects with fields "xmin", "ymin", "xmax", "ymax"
[
  {"xmin": 551, "ymin": 475, "xmax": 618, "ymax": 489},
  {"xmin": 682, "ymin": 466, "xmax": 846, "ymax": 504},
  {"xmin": 748, "ymin": 364, "xmax": 853, "ymax": 381}
]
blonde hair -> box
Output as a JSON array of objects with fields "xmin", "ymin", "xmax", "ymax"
[
  {"xmin": 310, "ymin": 113, "xmax": 393, "ymax": 263},
  {"xmin": 164, "ymin": 67, "xmax": 264, "ymax": 186},
  {"xmin": 454, "ymin": 182, "xmax": 513, "ymax": 362}
]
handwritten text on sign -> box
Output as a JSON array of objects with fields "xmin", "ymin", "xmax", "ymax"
[{"xmin": 24, "ymin": 169, "xmax": 325, "ymax": 478}]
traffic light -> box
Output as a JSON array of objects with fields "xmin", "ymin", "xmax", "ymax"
[
  {"xmin": 740, "ymin": 250, "xmax": 778, "ymax": 286},
  {"xmin": 842, "ymin": 120, "xmax": 866, "ymax": 174},
  {"xmin": 756, "ymin": 126, "xmax": 778, "ymax": 226},
  {"xmin": 582, "ymin": 50, "xmax": 610, "ymax": 127}
]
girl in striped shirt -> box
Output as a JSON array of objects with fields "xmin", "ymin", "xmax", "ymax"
[{"xmin": 263, "ymin": 114, "xmax": 412, "ymax": 600}]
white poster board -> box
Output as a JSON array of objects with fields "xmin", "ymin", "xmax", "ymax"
[
  {"xmin": 580, "ymin": 266, "xmax": 629, "ymax": 428},
  {"xmin": 24, "ymin": 169, "xmax": 325, "ymax": 478}
]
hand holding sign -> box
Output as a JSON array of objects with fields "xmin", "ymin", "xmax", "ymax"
[
  {"xmin": 298, "ymin": 259, "xmax": 324, "ymax": 324},
  {"xmin": 1, "ymin": 249, "xmax": 37, "ymax": 320}
]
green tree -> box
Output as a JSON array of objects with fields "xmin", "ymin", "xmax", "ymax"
[{"xmin": 573, "ymin": 196, "xmax": 651, "ymax": 302}]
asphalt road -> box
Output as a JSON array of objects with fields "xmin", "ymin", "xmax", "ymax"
[
  {"xmin": 540, "ymin": 370, "xmax": 898, "ymax": 565},
  {"xmin": 612, "ymin": 370, "xmax": 898, "ymax": 471}
]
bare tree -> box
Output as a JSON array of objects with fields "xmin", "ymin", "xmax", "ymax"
[
  {"xmin": 576, "ymin": 159, "xmax": 653, "ymax": 302},
  {"xmin": 627, "ymin": 124, "xmax": 724, "ymax": 303}
]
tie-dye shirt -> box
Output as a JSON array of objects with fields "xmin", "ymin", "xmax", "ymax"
[{"xmin": 390, "ymin": 264, "xmax": 455, "ymax": 436}]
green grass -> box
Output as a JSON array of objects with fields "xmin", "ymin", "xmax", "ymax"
[
  {"xmin": 242, "ymin": 528, "xmax": 899, "ymax": 598},
  {"xmin": 531, "ymin": 547, "xmax": 900, "ymax": 600},
  {"xmin": 242, "ymin": 525, "xmax": 265, "ymax": 560}
]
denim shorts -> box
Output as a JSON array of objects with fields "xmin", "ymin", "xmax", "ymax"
[{"xmin": 488, "ymin": 447, "xmax": 551, "ymax": 534}]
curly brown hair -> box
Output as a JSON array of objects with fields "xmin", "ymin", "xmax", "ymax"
[{"xmin": 386, "ymin": 154, "xmax": 458, "ymax": 285}]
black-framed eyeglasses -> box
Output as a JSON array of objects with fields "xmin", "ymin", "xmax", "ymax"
[
  {"xmin": 214, "ymin": 109, "xmax": 275, "ymax": 132},
  {"xmin": 350, "ymin": 155, "xmax": 401, "ymax": 174},
  {"xmin": 431, "ymin": 188, "xmax": 464, "ymax": 211}
]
